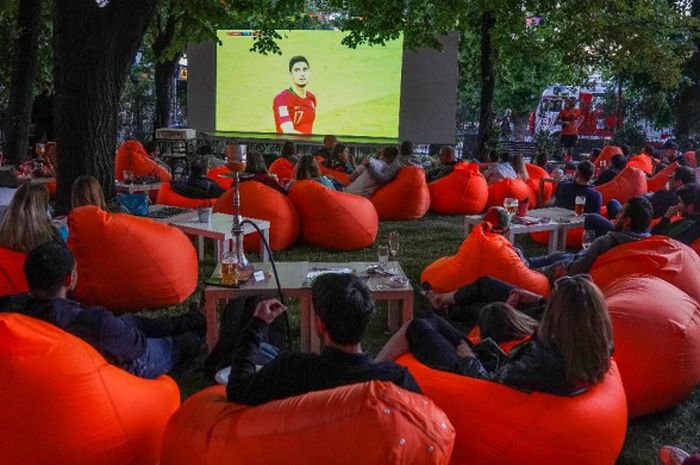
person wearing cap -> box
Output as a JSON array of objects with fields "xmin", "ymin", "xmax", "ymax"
[
  {"xmin": 651, "ymin": 183, "xmax": 700, "ymax": 245},
  {"xmin": 654, "ymin": 140, "xmax": 689, "ymax": 175}
]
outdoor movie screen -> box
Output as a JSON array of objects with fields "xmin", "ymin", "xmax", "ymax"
[{"xmin": 215, "ymin": 30, "xmax": 404, "ymax": 138}]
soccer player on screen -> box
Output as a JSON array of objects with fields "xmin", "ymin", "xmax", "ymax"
[{"xmin": 273, "ymin": 56, "xmax": 316, "ymax": 134}]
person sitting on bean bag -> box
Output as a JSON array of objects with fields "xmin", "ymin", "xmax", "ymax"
[
  {"xmin": 654, "ymin": 140, "xmax": 689, "ymax": 175},
  {"xmin": 313, "ymin": 134, "xmax": 337, "ymax": 160},
  {"xmin": 0, "ymin": 241, "xmax": 205, "ymax": 379},
  {"xmin": 0, "ymin": 183, "xmax": 62, "ymax": 251},
  {"xmin": 593, "ymin": 154, "xmax": 626, "ymax": 186},
  {"xmin": 548, "ymin": 160, "xmax": 602, "ymax": 213},
  {"xmin": 323, "ymin": 143, "xmax": 356, "ymax": 174},
  {"xmin": 171, "ymin": 156, "xmax": 226, "ymax": 200},
  {"xmin": 482, "ymin": 151, "xmax": 517, "ymax": 185},
  {"xmin": 143, "ymin": 141, "xmax": 172, "ymax": 175},
  {"xmin": 71, "ymin": 175, "xmax": 107, "ymax": 210},
  {"xmin": 647, "ymin": 166, "xmax": 696, "ymax": 218},
  {"xmin": 227, "ymin": 273, "xmax": 421, "ymax": 406},
  {"xmin": 241, "ymin": 151, "xmax": 285, "ymax": 193},
  {"xmin": 652, "ymin": 183, "xmax": 700, "ymax": 245},
  {"xmin": 399, "ymin": 140, "xmax": 424, "ymax": 167},
  {"xmin": 345, "ymin": 146, "xmax": 402, "ymax": 198},
  {"xmin": 425, "ymin": 145, "xmax": 459, "ymax": 182},
  {"xmin": 380, "ymin": 275, "xmax": 613, "ymax": 396},
  {"xmin": 286, "ymin": 154, "xmax": 336, "ymax": 192}
]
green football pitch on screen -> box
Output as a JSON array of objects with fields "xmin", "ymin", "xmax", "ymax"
[{"xmin": 215, "ymin": 30, "xmax": 404, "ymax": 138}]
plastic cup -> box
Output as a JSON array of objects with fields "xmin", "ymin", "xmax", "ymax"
[{"xmin": 197, "ymin": 207, "xmax": 212, "ymax": 223}]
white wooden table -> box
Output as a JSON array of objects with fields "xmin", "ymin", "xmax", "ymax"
[
  {"xmin": 463, "ymin": 207, "xmax": 585, "ymax": 254},
  {"xmin": 115, "ymin": 180, "xmax": 162, "ymax": 193},
  {"xmin": 203, "ymin": 261, "xmax": 413, "ymax": 353}
]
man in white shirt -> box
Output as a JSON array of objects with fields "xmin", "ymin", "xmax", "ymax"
[
  {"xmin": 483, "ymin": 151, "xmax": 517, "ymax": 184},
  {"xmin": 345, "ymin": 146, "xmax": 402, "ymax": 198}
]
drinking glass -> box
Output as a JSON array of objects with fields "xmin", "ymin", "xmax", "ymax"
[
  {"xmin": 378, "ymin": 245, "xmax": 389, "ymax": 269},
  {"xmin": 123, "ymin": 170, "xmax": 134, "ymax": 185},
  {"xmin": 574, "ymin": 195, "xmax": 586, "ymax": 216},
  {"xmin": 388, "ymin": 231, "xmax": 400, "ymax": 258},
  {"xmin": 582, "ymin": 230, "xmax": 597, "ymax": 249},
  {"xmin": 503, "ymin": 197, "xmax": 518, "ymax": 216}
]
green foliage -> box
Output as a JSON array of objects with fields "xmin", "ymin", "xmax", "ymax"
[{"xmin": 611, "ymin": 122, "xmax": 647, "ymax": 152}]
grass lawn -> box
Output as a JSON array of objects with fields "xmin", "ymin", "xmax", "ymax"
[{"xmin": 171, "ymin": 212, "xmax": 700, "ymax": 464}]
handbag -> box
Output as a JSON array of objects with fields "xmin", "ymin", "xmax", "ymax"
[{"xmin": 117, "ymin": 192, "xmax": 150, "ymax": 216}]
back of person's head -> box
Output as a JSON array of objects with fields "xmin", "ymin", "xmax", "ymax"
[
  {"xmin": 195, "ymin": 144, "xmax": 213, "ymax": 157},
  {"xmin": 281, "ymin": 141, "xmax": 296, "ymax": 159},
  {"xmin": 499, "ymin": 151, "xmax": 512, "ymax": 164},
  {"xmin": 190, "ymin": 156, "xmax": 209, "ymax": 177},
  {"xmin": 330, "ymin": 143, "xmax": 347, "ymax": 161},
  {"xmin": 295, "ymin": 154, "xmax": 321, "ymax": 180},
  {"xmin": 246, "ymin": 151, "xmax": 268, "ymax": 175},
  {"xmin": 488, "ymin": 150, "xmax": 499, "ymax": 163},
  {"xmin": 478, "ymin": 303, "xmax": 537, "ymax": 344},
  {"xmin": 440, "ymin": 145, "xmax": 456, "ymax": 161},
  {"xmin": 323, "ymin": 135, "xmax": 337, "ymax": 148},
  {"xmin": 382, "ymin": 146, "xmax": 399, "ymax": 163},
  {"xmin": 534, "ymin": 152, "xmax": 548, "ymax": 167},
  {"xmin": 71, "ymin": 175, "xmax": 107, "ymax": 210},
  {"xmin": 589, "ymin": 148, "xmax": 601, "ymax": 162},
  {"xmin": 673, "ymin": 166, "xmax": 696, "ymax": 185},
  {"xmin": 538, "ymin": 275, "xmax": 612, "ymax": 385},
  {"xmin": 143, "ymin": 141, "xmax": 157, "ymax": 156},
  {"xmin": 621, "ymin": 144, "xmax": 631, "ymax": 157},
  {"xmin": 622, "ymin": 196, "xmax": 653, "ymax": 233},
  {"xmin": 0, "ymin": 183, "xmax": 54, "ymax": 253},
  {"xmin": 677, "ymin": 183, "xmax": 700, "ymax": 212},
  {"xmin": 311, "ymin": 273, "xmax": 375, "ymax": 345},
  {"xmin": 24, "ymin": 241, "xmax": 75, "ymax": 297},
  {"xmin": 610, "ymin": 154, "xmax": 626, "ymax": 171},
  {"xmin": 576, "ymin": 160, "xmax": 595, "ymax": 182},
  {"xmin": 400, "ymin": 141, "xmax": 413, "ymax": 157}
]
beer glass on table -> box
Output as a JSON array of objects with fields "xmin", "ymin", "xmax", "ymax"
[
  {"xmin": 575, "ymin": 195, "xmax": 586, "ymax": 216},
  {"xmin": 503, "ymin": 197, "xmax": 518, "ymax": 217}
]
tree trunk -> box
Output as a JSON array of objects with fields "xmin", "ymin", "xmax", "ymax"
[
  {"xmin": 676, "ymin": 0, "xmax": 700, "ymax": 138},
  {"xmin": 53, "ymin": 0, "xmax": 157, "ymax": 213},
  {"xmin": 5, "ymin": 0, "xmax": 42, "ymax": 165},
  {"xmin": 154, "ymin": 56, "xmax": 178, "ymax": 130},
  {"xmin": 477, "ymin": 9, "xmax": 496, "ymax": 161}
]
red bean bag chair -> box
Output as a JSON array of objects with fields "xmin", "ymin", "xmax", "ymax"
[
  {"xmin": 268, "ymin": 157, "xmax": 296, "ymax": 185},
  {"xmin": 319, "ymin": 165, "xmax": 351, "ymax": 186},
  {"xmin": 647, "ymin": 162, "xmax": 679, "ymax": 192},
  {"xmin": 626, "ymin": 153, "xmax": 654, "ymax": 175},
  {"xmin": 525, "ymin": 164, "xmax": 554, "ymax": 206},
  {"xmin": 0, "ymin": 313, "xmax": 180, "ymax": 465},
  {"xmin": 68, "ymin": 206, "xmax": 198, "ymax": 314},
  {"xmin": 602, "ymin": 275, "xmax": 700, "ymax": 417},
  {"xmin": 0, "ymin": 247, "xmax": 28, "ymax": 296},
  {"xmin": 115, "ymin": 140, "xmax": 172, "ymax": 182},
  {"xmin": 428, "ymin": 162, "xmax": 488, "ymax": 215},
  {"xmin": 487, "ymin": 178, "xmax": 536, "ymax": 209},
  {"xmin": 161, "ymin": 382, "xmax": 455, "ymax": 465},
  {"xmin": 531, "ymin": 227, "xmax": 584, "ymax": 249},
  {"xmin": 207, "ymin": 166, "xmax": 234, "ymax": 190},
  {"xmin": 684, "ymin": 150, "xmax": 697, "ymax": 168},
  {"xmin": 691, "ymin": 238, "xmax": 700, "ymax": 256},
  {"xmin": 594, "ymin": 167, "xmax": 648, "ymax": 205},
  {"xmin": 421, "ymin": 223, "xmax": 550, "ymax": 296},
  {"xmin": 594, "ymin": 145, "xmax": 624, "ymax": 169},
  {"xmin": 397, "ymin": 354, "xmax": 627, "ymax": 465},
  {"xmin": 590, "ymin": 235, "xmax": 700, "ymax": 303},
  {"xmin": 156, "ymin": 182, "xmax": 217, "ymax": 208},
  {"xmin": 214, "ymin": 181, "xmax": 300, "ymax": 252},
  {"xmin": 288, "ymin": 180, "xmax": 378, "ymax": 250},
  {"xmin": 371, "ymin": 166, "xmax": 430, "ymax": 220}
]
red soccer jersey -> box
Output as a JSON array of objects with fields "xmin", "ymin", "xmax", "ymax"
[{"xmin": 273, "ymin": 88, "xmax": 317, "ymax": 134}]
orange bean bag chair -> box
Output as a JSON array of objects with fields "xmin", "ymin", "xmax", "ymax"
[
  {"xmin": 115, "ymin": 140, "xmax": 172, "ymax": 182},
  {"xmin": 288, "ymin": 180, "xmax": 378, "ymax": 250},
  {"xmin": 684, "ymin": 150, "xmax": 697, "ymax": 168},
  {"xmin": 594, "ymin": 145, "xmax": 624, "ymax": 169},
  {"xmin": 691, "ymin": 238, "xmax": 700, "ymax": 256},
  {"xmin": 397, "ymin": 354, "xmax": 627, "ymax": 465},
  {"xmin": 626, "ymin": 153, "xmax": 654, "ymax": 175},
  {"xmin": 590, "ymin": 235, "xmax": 700, "ymax": 303},
  {"xmin": 156, "ymin": 181, "xmax": 217, "ymax": 208},
  {"xmin": 0, "ymin": 313, "xmax": 180, "ymax": 465},
  {"xmin": 487, "ymin": 178, "xmax": 536, "ymax": 209},
  {"xmin": 594, "ymin": 166, "xmax": 648, "ymax": 205},
  {"xmin": 0, "ymin": 247, "xmax": 28, "ymax": 296},
  {"xmin": 371, "ymin": 166, "xmax": 430, "ymax": 220},
  {"xmin": 428, "ymin": 162, "xmax": 489, "ymax": 215},
  {"xmin": 207, "ymin": 166, "xmax": 234, "ymax": 190},
  {"xmin": 602, "ymin": 275, "xmax": 700, "ymax": 417},
  {"xmin": 525, "ymin": 164, "xmax": 553, "ymax": 206},
  {"xmin": 214, "ymin": 181, "xmax": 300, "ymax": 252},
  {"xmin": 161, "ymin": 381, "xmax": 454, "ymax": 465},
  {"xmin": 268, "ymin": 157, "xmax": 296, "ymax": 185},
  {"xmin": 647, "ymin": 162, "xmax": 679, "ymax": 192},
  {"xmin": 68, "ymin": 206, "xmax": 198, "ymax": 314},
  {"xmin": 319, "ymin": 164, "xmax": 351, "ymax": 186},
  {"xmin": 421, "ymin": 223, "xmax": 550, "ymax": 296}
]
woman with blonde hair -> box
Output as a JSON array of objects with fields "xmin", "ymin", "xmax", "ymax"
[
  {"xmin": 0, "ymin": 183, "xmax": 60, "ymax": 253},
  {"xmin": 71, "ymin": 175, "xmax": 107, "ymax": 210},
  {"xmin": 511, "ymin": 154, "xmax": 529, "ymax": 182},
  {"xmin": 379, "ymin": 275, "xmax": 613, "ymax": 395}
]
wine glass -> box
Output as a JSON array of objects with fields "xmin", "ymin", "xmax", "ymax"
[
  {"xmin": 582, "ymin": 230, "xmax": 596, "ymax": 249},
  {"xmin": 389, "ymin": 231, "xmax": 400, "ymax": 258}
]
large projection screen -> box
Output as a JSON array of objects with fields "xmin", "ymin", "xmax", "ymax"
[{"xmin": 188, "ymin": 31, "xmax": 458, "ymax": 144}]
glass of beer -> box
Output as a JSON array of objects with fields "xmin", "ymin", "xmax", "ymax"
[
  {"xmin": 220, "ymin": 256, "xmax": 238, "ymax": 286},
  {"xmin": 575, "ymin": 195, "xmax": 586, "ymax": 215},
  {"xmin": 503, "ymin": 197, "xmax": 518, "ymax": 216}
]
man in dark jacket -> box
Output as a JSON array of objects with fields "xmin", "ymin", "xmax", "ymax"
[
  {"xmin": 593, "ymin": 154, "xmax": 626, "ymax": 186},
  {"xmin": 652, "ymin": 183, "xmax": 700, "ymax": 245},
  {"xmin": 171, "ymin": 156, "xmax": 226, "ymax": 199},
  {"xmin": 0, "ymin": 242, "xmax": 205, "ymax": 378},
  {"xmin": 648, "ymin": 166, "xmax": 696, "ymax": 218},
  {"xmin": 227, "ymin": 273, "xmax": 421, "ymax": 406}
]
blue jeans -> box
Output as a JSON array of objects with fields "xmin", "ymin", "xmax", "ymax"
[
  {"xmin": 527, "ymin": 252, "xmax": 575, "ymax": 269},
  {"xmin": 124, "ymin": 337, "xmax": 180, "ymax": 379},
  {"xmin": 583, "ymin": 199, "xmax": 622, "ymax": 238}
]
